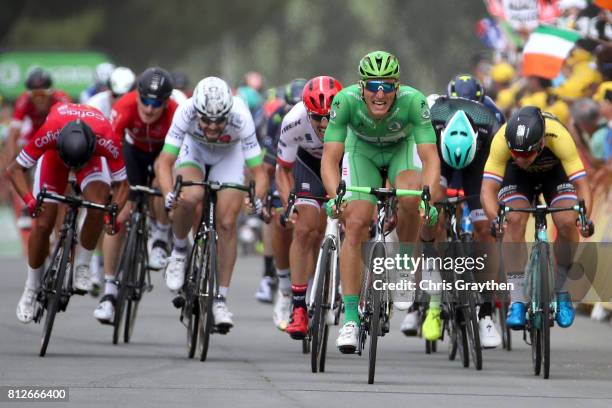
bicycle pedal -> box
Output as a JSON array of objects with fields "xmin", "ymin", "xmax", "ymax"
[
  {"xmin": 172, "ymin": 295, "xmax": 185, "ymax": 309},
  {"xmin": 72, "ymin": 288, "xmax": 87, "ymax": 296},
  {"xmin": 214, "ymin": 324, "xmax": 231, "ymax": 335}
]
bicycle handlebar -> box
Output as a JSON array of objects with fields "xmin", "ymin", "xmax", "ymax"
[
  {"xmin": 129, "ymin": 185, "xmax": 162, "ymax": 197},
  {"xmin": 35, "ymin": 188, "xmax": 119, "ymax": 233},
  {"xmin": 172, "ymin": 175, "xmax": 256, "ymax": 207},
  {"xmin": 280, "ymin": 192, "xmax": 329, "ymax": 227}
]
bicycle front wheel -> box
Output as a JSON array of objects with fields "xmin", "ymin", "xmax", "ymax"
[
  {"xmin": 40, "ymin": 230, "xmax": 72, "ymax": 357},
  {"xmin": 540, "ymin": 244, "xmax": 551, "ymax": 379},
  {"xmin": 113, "ymin": 225, "xmax": 138, "ymax": 345},
  {"xmin": 199, "ymin": 235, "xmax": 216, "ymax": 362},
  {"xmin": 311, "ymin": 239, "xmax": 333, "ymax": 373},
  {"xmin": 466, "ymin": 292, "xmax": 483, "ymax": 370},
  {"xmin": 124, "ymin": 229, "xmax": 148, "ymax": 343},
  {"xmin": 367, "ymin": 242, "xmax": 385, "ymax": 385},
  {"xmin": 186, "ymin": 240, "xmax": 205, "ymax": 358}
]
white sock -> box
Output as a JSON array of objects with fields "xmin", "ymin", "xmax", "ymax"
[
  {"xmin": 75, "ymin": 244, "xmax": 94, "ymax": 267},
  {"xmin": 218, "ymin": 286, "xmax": 229, "ymax": 299},
  {"xmin": 508, "ymin": 272, "xmax": 526, "ymax": 303},
  {"xmin": 173, "ymin": 235, "xmax": 188, "ymax": 252},
  {"xmin": 104, "ymin": 276, "xmax": 118, "ymax": 298},
  {"xmin": 26, "ymin": 265, "xmax": 43, "ymax": 290},
  {"xmin": 152, "ymin": 221, "xmax": 171, "ymax": 243},
  {"xmin": 276, "ymin": 268, "xmax": 291, "ymax": 296}
]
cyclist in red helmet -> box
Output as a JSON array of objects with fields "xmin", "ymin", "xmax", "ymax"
[{"xmin": 275, "ymin": 76, "xmax": 343, "ymax": 339}]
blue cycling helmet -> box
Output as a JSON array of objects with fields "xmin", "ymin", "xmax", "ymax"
[
  {"xmin": 440, "ymin": 110, "xmax": 477, "ymax": 169},
  {"xmin": 447, "ymin": 74, "xmax": 485, "ymax": 102}
]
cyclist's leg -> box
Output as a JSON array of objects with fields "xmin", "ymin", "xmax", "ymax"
[
  {"xmin": 17, "ymin": 151, "xmax": 63, "ymax": 322},
  {"xmin": 498, "ymin": 163, "xmax": 532, "ymax": 327},
  {"xmin": 76, "ymin": 157, "xmax": 112, "ymax": 291},
  {"xmin": 286, "ymin": 155, "xmax": 326, "ymax": 338},
  {"xmin": 544, "ymin": 166, "xmax": 579, "ymax": 327},
  {"xmin": 165, "ymin": 138, "xmax": 205, "ymax": 291}
]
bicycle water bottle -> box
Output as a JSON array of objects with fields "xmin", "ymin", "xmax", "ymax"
[{"xmin": 460, "ymin": 203, "xmax": 473, "ymax": 238}]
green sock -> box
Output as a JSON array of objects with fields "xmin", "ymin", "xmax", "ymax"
[
  {"xmin": 343, "ymin": 294, "xmax": 360, "ymax": 325},
  {"xmin": 429, "ymin": 294, "xmax": 441, "ymax": 310}
]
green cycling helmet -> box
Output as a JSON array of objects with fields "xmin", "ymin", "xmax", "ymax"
[
  {"xmin": 440, "ymin": 110, "xmax": 477, "ymax": 169},
  {"xmin": 358, "ymin": 51, "xmax": 400, "ymax": 80}
]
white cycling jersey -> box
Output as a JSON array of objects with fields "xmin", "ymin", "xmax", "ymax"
[
  {"xmin": 276, "ymin": 102, "xmax": 323, "ymax": 167},
  {"xmin": 86, "ymin": 90, "xmax": 114, "ymax": 118},
  {"xmin": 163, "ymin": 96, "xmax": 262, "ymax": 168}
]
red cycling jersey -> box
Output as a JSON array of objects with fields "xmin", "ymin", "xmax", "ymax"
[
  {"xmin": 11, "ymin": 90, "xmax": 72, "ymax": 141},
  {"xmin": 110, "ymin": 90, "xmax": 178, "ymax": 153},
  {"xmin": 16, "ymin": 103, "xmax": 127, "ymax": 182}
]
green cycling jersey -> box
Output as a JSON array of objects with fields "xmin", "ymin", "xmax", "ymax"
[{"xmin": 324, "ymin": 84, "xmax": 436, "ymax": 202}]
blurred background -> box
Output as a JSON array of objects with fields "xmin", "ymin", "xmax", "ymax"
[{"xmin": 0, "ymin": 0, "xmax": 487, "ymax": 92}]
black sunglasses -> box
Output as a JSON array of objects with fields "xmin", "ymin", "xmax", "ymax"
[
  {"xmin": 199, "ymin": 115, "xmax": 228, "ymax": 124},
  {"xmin": 308, "ymin": 112, "xmax": 330, "ymax": 122}
]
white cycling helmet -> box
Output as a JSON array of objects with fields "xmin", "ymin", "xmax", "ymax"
[
  {"xmin": 94, "ymin": 62, "xmax": 116, "ymax": 84},
  {"xmin": 109, "ymin": 67, "xmax": 136, "ymax": 96},
  {"xmin": 193, "ymin": 76, "xmax": 233, "ymax": 119}
]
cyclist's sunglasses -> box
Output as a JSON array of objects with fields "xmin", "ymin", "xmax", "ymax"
[
  {"xmin": 510, "ymin": 146, "xmax": 541, "ymax": 158},
  {"xmin": 29, "ymin": 89, "xmax": 52, "ymax": 97},
  {"xmin": 364, "ymin": 80, "xmax": 397, "ymax": 94},
  {"xmin": 140, "ymin": 97, "xmax": 164, "ymax": 108},
  {"xmin": 308, "ymin": 112, "xmax": 330, "ymax": 122},
  {"xmin": 199, "ymin": 114, "xmax": 227, "ymax": 125}
]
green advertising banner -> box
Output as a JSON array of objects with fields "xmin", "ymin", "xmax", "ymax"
[{"xmin": 0, "ymin": 51, "xmax": 112, "ymax": 100}]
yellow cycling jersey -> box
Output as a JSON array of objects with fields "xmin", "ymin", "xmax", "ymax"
[{"xmin": 483, "ymin": 115, "xmax": 586, "ymax": 184}]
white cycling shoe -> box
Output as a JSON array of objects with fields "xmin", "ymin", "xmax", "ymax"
[
  {"xmin": 164, "ymin": 251, "xmax": 186, "ymax": 291},
  {"xmin": 273, "ymin": 291, "xmax": 291, "ymax": 331},
  {"xmin": 93, "ymin": 295, "xmax": 115, "ymax": 324},
  {"xmin": 479, "ymin": 316, "xmax": 502, "ymax": 348},
  {"xmin": 400, "ymin": 310, "xmax": 419, "ymax": 336},
  {"xmin": 212, "ymin": 297, "xmax": 234, "ymax": 332},
  {"xmin": 336, "ymin": 322, "xmax": 359, "ymax": 354},
  {"xmin": 74, "ymin": 264, "xmax": 93, "ymax": 292},
  {"xmin": 16, "ymin": 286, "xmax": 37, "ymax": 323},
  {"xmin": 255, "ymin": 276, "xmax": 274, "ymax": 303},
  {"xmin": 149, "ymin": 241, "xmax": 169, "ymax": 270}
]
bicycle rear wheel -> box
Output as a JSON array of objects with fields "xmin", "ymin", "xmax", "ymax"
[
  {"xmin": 367, "ymin": 243, "xmax": 385, "ymax": 385},
  {"xmin": 199, "ymin": 236, "xmax": 216, "ymax": 361},
  {"xmin": 499, "ymin": 301, "xmax": 512, "ymax": 351},
  {"xmin": 540, "ymin": 245, "xmax": 551, "ymax": 379},
  {"xmin": 311, "ymin": 239, "xmax": 333, "ymax": 373},
  {"xmin": 40, "ymin": 230, "xmax": 72, "ymax": 357},
  {"xmin": 466, "ymin": 292, "xmax": 483, "ymax": 370}
]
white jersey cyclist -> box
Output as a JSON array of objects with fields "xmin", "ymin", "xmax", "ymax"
[
  {"xmin": 276, "ymin": 101, "xmax": 326, "ymax": 208},
  {"xmin": 163, "ymin": 95, "xmax": 262, "ymax": 183}
]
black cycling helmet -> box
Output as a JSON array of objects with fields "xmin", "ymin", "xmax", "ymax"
[
  {"xmin": 284, "ymin": 78, "xmax": 307, "ymax": 106},
  {"xmin": 171, "ymin": 70, "xmax": 190, "ymax": 90},
  {"xmin": 447, "ymin": 74, "xmax": 484, "ymax": 102},
  {"xmin": 26, "ymin": 68, "xmax": 52, "ymax": 90},
  {"xmin": 57, "ymin": 119, "xmax": 97, "ymax": 169},
  {"xmin": 504, "ymin": 106, "xmax": 545, "ymax": 152},
  {"xmin": 137, "ymin": 67, "xmax": 173, "ymax": 101}
]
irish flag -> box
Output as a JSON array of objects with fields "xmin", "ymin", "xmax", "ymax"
[{"xmin": 522, "ymin": 25, "xmax": 581, "ymax": 79}]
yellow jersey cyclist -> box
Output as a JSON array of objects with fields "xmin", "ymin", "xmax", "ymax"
[
  {"xmin": 321, "ymin": 50, "xmax": 440, "ymax": 353},
  {"xmin": 480, "ymin": 106, "xmax": 594, "ymax": 329}
]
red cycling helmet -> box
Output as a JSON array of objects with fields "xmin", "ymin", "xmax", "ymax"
[{"xmin": 302, "ymin": 76, "xmax": 343, "ymax": 115}]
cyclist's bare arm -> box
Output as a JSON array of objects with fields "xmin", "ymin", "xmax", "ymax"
[
  {"xmin": 481, "ymin": 179, "xmax": 501, "ymax": 221},
  {"xmin": 416, "ymin": 143, "xmax": 441, "ymax": 199},
  {"xmin": 275, "ymin": 164, "xmax": 294, "ymax": 209},
  {"xmin": 6, "ymin": 161, "xmax": 30, "ymax": 199},
  {"xmin": 321, "ymin": 141, "xmax": 344, "ymax": 199},
  {"xmin": 154, "ymin": 151, "xmax": 178, "ymax": 198},
  {"xmin": 6, "ymin": 125, "xmax": 21, "ymax": 162},
  {"xmin": 572, "ymin": 177, "xmax": 592, "ymax": 218}
]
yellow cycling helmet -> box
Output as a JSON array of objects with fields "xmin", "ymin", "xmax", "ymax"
[{"xmin": 491, "ymin": 62, "xmax": 515, "ymax": 83}]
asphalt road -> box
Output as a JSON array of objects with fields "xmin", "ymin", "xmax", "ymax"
[{"xmin": 1, "ymin": 255, "xmax": 611, "ymax": 408}]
